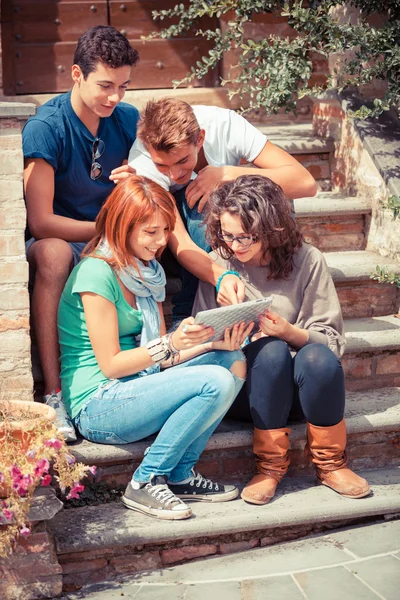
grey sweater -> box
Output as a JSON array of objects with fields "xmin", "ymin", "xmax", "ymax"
[{"xmin": 193, "ymin": 243, "xmax": 346, "ymax": 358}]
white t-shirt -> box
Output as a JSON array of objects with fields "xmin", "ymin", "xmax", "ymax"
[{"xmin": 128, "ymin": 105, "xmax": 267, "ymax": 191}]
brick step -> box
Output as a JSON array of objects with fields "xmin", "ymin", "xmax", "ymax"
[
  {"xmin": 326, "ymin": 251, "xmax": 400, "ymax": 318},
  {"xmin": 343, "ymin": 315, "xmax": 400, "ymax": 390},
  {"xmin": 294, "ymin": 193, "xmax": 370, "ymax": 252},
  {"xmin": 48, "ymin": 466, "xmax": 400, "ymax": 588},
  {"xmin": 70, "ymin": 387, "xmax": 400, "ymax": 489},
  {"xmin": 255, "ymin": 123, "xmax": 333, "ymax": 189},
  {"xmin": 256, "ymin": 123, "xmax": 334, "ymax": 155}
]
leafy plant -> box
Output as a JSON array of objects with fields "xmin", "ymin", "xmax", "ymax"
[
  {"xmin": 0, "ymin": 402, "xmax": 95, "ymax": 557},
  {"xmin": 371, "ymin": 265, "xmax": 400, "ymax": 287},
  {"xmin": 385, "ymin": 195, "xmax": 400, "ymax": 219},
  {"xmin": 145, "ymin": 0, "xmax": 400, "ymax": 118}
]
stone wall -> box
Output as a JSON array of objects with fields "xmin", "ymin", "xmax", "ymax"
[
  {"xmin": 313, "ymin": 98, "xmax": 400, "ymax": 262},
  {"xmin": 0, "ymin": 102, "xmax": 36, "ymax": 402}
]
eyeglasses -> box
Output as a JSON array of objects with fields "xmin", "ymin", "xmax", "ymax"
[
  {"xmin": 217, "ymin": 231, "xmax": 258, "ymax": 248},
  {"xmin": 90, "ymin": 138, "xmax": 105, "ymax": 180}
]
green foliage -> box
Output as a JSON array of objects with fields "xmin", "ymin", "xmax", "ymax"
[
  {"xmin": 371, "ymin": 265, "xmax": 400, "ymax": 287},
  {"xmin": 145, "ymin": 0, "xmax": 400, "ymax": 117},
  {"xmin": 385, "ymin": 195, "xmax": 400, "ymax": 219}
]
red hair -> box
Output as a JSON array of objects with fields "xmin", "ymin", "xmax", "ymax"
[{"xmin": 83, "ymin": 175, "xmax": 176, "ymax": 269}]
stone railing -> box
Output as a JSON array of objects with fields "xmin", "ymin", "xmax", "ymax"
[
  {"xmin": 0, "ymin": 102, "xmax": 36, "ymax": 402},
  {"xmin": 313, "ymin": 95, "xmax": 400, "ymax": 262}
]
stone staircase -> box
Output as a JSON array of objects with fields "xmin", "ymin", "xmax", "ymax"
[{"xmin": 43, "ymin": 121, "xmax": 400, "ymax": 589}]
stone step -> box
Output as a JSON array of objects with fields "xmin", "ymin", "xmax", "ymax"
[
  {"xmin": 295, "ymin": 192, "xmax": 370, "ymax": 251},
  {"xmin": 256, "ymin": 123, "xmax": 334, "ymax": 154},
  {"xmin": 49, "ymin": 466, "xmax": 400, "ymax": 588},
  {"xmin": 70, "ymin": 387, "xmax": 400, "ymax": 489},
  {"xmin": 325, "ymin": 251, "xmax": 400, "ymax": 318},
  {"xmin": 342, "ymin": 315, "xmax": 400, "ymax": 390}
]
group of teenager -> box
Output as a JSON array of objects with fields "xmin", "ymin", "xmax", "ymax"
[{"xmin": 23, "ymin": 25, "xmax": 370, "ymax": 521}]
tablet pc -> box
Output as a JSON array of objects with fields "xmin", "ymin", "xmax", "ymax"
[{"xmin": 194, "ymin": 297, "xmax": 273, "ymax": 342}]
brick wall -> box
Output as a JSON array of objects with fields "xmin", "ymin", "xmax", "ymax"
[{"xmin": 0, "ymin": 102, "xmax": 35, "ymax": 402}]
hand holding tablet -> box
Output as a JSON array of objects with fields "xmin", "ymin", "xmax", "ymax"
[{"xmin": 194, "ymin": 297, "xmax": 273, "ymax": 342}]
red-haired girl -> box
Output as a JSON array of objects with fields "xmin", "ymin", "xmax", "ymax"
[{"xmin": 58, "ymin": 176, "xmax": 250, "ymax": 520}]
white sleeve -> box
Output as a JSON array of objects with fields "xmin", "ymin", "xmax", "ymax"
[
  {"xmin": 128, "ymin": 139, "xmax": 171, "ymax": 190},
  {"xmin": 223, "ymin": 110, "xmax": 267, "ymax": 163}
]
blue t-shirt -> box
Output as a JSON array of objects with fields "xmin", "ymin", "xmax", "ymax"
[{"xmin": 22, "ymin": 92, "xmax": 139, "ymax": 222}]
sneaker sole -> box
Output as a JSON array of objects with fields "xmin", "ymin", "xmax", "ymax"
[
  {"xmin": 175, "ymin": 488, "xmax": 239, "ymax": 502},
  {"xmin": 121, "ymin": 495, "xmax": 192, "ymax": 520}
]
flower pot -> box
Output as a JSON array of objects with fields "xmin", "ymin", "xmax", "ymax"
[
  {"xmin": 0, "ymin": 401, "xmax": 57, "ymax": 498},
  {"xmin": 0, "ymin": 400, "xmax": 56, "ymax": 443}
]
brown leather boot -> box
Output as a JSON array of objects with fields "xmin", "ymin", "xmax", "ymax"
[
  {"xmin": 241, "ymin": 427, "xmax": 290, "ymax": 505},
  {"xmin": 306, "ymin": 419, "xmax": 370, "ymax": 498}
]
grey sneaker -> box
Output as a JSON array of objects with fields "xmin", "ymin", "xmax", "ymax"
[
  {"xmin": 122, "ymin": 475, "xmax": 192, "ymax": 520},
  {"xmin": 168, "ymin": 469, "xmax": 239, "ymax": 502},
  {"xmin": 44, "ymin": 390, "xmax": 77, "ymax": 443}
]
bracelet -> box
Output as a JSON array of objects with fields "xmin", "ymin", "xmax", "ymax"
[
  {"xmin": 146, "ymin": 336, "xmax": 171, "ymax": 364},
  {"xmin": 166, "ymin": 333, "xmax": 181, "ymax": 366},
  {"xmin": 167, "ymin": 332, "xmax": 179, "ymax": 355},
  {"xmin": 215, "ymin": 270, "xmax": 241, "ymax": 293}
]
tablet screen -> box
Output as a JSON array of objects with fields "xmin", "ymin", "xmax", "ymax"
[{"xmin": 194, "ymin": 297, "xmax": 273, "ymax": 341}]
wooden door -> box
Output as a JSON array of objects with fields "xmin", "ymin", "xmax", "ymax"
[{"xmin": 1, "ymin": 0, "xmax": 218, "ymax": 95}]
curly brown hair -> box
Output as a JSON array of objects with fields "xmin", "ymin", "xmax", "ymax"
[{"xmin": 205, "ymin": 175, "xmax": 303, "ymax": 280}]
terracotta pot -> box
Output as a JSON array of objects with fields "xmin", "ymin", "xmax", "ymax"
[{"xmin": 0, "ymin": 400, "xmax": 57, "ymax": 449}]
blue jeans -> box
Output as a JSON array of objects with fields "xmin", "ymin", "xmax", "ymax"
[
  {"xmin": 172, "ymin": 187, "xmax": 210, "ymax": 322},
  {"xmin": 74, "ymin": 350, "xmax": 245, "ymax": 482}
]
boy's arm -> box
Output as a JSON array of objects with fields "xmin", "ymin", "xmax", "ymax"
[
  {"xmin": 168, "ymin": 208, "xmax": 245, "ymax": 305},
  {"xmin": 186, "ymin": 140, "xmax": 317, "ymax": 211},
  {"xmin": 24, "ymin": 158, "xmax": 96, "ymax": 242}
]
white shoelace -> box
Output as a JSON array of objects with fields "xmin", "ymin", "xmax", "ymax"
[
  {"xmin": 147, "ymin": 483, "xmax": 181, "ymax": 506},
  {"xmin": 190, "ymin": 472, "xmax": 219, "ymax": 491}
]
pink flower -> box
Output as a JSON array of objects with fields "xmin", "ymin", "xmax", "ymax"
[
  {"xmin": 0, "ymin": 472, "xmax": 4, "ymax": 484},
  {"xmin": 66, "ymin": 454, "xmax": 76, "ymax": 465},
  {"xmin": 34, "ymin": 458, "xmax": 50, "ymax": 478},
  {"xmin": 19, "ymin": 526, "xmax": 31, "ymax": 538},
  {"xmin": 3, "ymin": 508, "xmax": 13, "ymax": 521},
  {"xmin": 41, "ymin": 474, "xmax": 52, "ymax": 487},
  {"xmin": 10, "ymin": 466, "xmax": 23, "ymax": 481},
  {"xmin": 26, "ymin": 449, "xmax": 37, "ymax": 460},
  {"xmin": 66, "ymin": 483, "xmax": 85, "ymax": 500},
  {"xmin": 89, "ymin": 466, "xmax": 97, "ymax": 476},
  {"xmin": 44, "ymin": 438, "xmax": 63, "ymax": 450}
]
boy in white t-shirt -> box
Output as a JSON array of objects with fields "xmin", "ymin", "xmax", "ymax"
[{"xmin": 116, "ymin": 98, "xmax": 317, "ymax": 320}]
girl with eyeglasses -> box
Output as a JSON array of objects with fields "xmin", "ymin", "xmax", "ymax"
[
  {"xmin": 57, "ymin": 175, "xmax": 252, "ymax": 520},
  {"xmin": 194, "ymin": 174, "xmax": 370, "ymax": 504}
]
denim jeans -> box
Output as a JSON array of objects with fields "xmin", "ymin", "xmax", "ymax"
[
  {"xmin": 172, "ymin": 187, "xmax": 211, "ymax": 323},
  {"xmin": 74, "ymin": 350, "xmax": 245, "ymax": 482},
  {"xmin": 228, "ymin": 338, "xmax": 345, "ymax": 429}
]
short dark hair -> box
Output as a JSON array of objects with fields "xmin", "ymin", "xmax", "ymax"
[
  {"xmin": 205, "ymin": 175, "xmax": 303, "ymax": 280},
  {"xmin": 73, "ymin": 26, "xmax": 139, "ymax": 78}
]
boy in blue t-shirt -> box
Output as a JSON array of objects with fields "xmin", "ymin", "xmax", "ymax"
[
  {"xmin": 23, "ymin": 26, "xmax": 248, "ymax": 442},
  {"xmin": 23, "ymin": 26, "xmax": 140, "ymax": 440}
]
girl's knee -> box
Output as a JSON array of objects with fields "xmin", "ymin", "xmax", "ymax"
[
  {"xmin": 230, "ymin": 357, "xmax": 246, "ymax": 380},
  {"xmin": 205, "ymin": 366, "xmax": 236, "ymax": 407},
  {"xmin": 298, "ymin": 343, "xmax": 341, "ymax": 376},
  {"xmin": 248, "ymin": 337, "xmax": 291, "ymax": 371}
]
